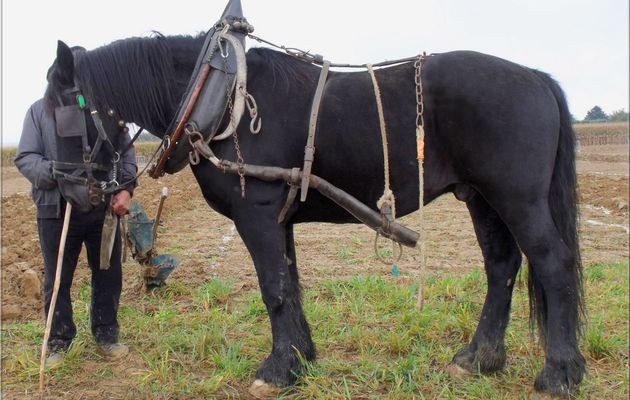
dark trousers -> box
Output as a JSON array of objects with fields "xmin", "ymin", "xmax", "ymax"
[{"xmin": 38, "ymin": 204, "xmax": 122, "ymax": 352}]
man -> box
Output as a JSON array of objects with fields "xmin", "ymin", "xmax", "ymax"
[{"xmin": 15, "ymin": 97, "xmax": 137, "ymax": 367}]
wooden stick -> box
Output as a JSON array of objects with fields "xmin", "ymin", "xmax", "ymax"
[
  {"xmin": 152, "ymin": 186, "xmax": 168, "ymax": 246},
  {"xmin": 214, "ymin": 156, "xmax": 420, "ymax": 247},
  {"xmin": 149, "ymin": 65, "xmax": 212, "ymax": 178},
  {"xmin": 39, "ymin": 202, "xmax": 72, "ymax": 393}
]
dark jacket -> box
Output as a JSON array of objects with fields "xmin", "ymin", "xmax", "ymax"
[{"xmin": 15, "ymin": 99, "xmax": 137, "ymax": 218}]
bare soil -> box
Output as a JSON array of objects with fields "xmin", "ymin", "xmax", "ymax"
[{"xmin": 1, "ymin": 144, "xmax": 628, "ymax": 323}]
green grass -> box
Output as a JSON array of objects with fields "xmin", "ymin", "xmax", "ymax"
[{"xmin": 2, "ymin": 262, "xmax": 628, "ymax": 399}]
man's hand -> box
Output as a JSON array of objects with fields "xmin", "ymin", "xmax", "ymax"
[{"xmin": 111, "ymin": 190, "xmax": 132, "ymax": 216}]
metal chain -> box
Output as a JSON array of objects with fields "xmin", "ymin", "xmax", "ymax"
[
  {"xmin": 414, "ymin": 52, "xmax": 427, "ymax": 131},
  {"xmin": 221, "ymin": 38, "xmax": 247, "ymax": 198},
  {"xmin": 239, "ymin": 86, "xmax": 262, "ymax": 134}
]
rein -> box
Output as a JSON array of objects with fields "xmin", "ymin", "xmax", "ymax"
[{"xmin": 247, "ymin": 33, "xmax": 419, "ymax": 69}]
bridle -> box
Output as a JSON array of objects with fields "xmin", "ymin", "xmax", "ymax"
[{"xmin": 52, "ymin": 82, "xmax": 133, "ymax": 206}]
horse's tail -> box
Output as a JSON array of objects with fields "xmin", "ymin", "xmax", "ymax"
[{"xmin": 528, "ymin": 71, "xmax": 584, "ymax": 343}]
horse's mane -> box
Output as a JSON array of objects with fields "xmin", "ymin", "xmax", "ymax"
[
  {"xmin": 57, "ymin": 33, "xmax": 315, "ymax": 133},
  {"xmin": 246, "ymin": 47, "xmax": 317, "ymax": 92},
  {"xmin": 73, "ymin": 32, "xmax": 204, "ymax": 133}
]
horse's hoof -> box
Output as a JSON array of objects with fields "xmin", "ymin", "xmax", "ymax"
[
  {"xmin": 446, "ymin": 363, "xmax": 472, "ymax": 381},
  {"xmin": 248, "ymin": 379, "xmax": 282, "ymax": 399}
]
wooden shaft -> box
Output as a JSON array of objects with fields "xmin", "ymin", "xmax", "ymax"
[
  {"xmin": 152, "ymin": 187, "xmax": 168, "ymax": 245},
  {"xmin": 39, "ymin": 202, "xmax": 72, "ymax": 393},
  {"xmin": 150, "ymin": 65, "xmax": 212, "ymax": 178},
  {"xmin": 215, "ymin": 159, "xmax": 420, "ymax": 248},
  {"xmin": 310, "ymin": 176, "xmax": 419, "ymax": 248}
]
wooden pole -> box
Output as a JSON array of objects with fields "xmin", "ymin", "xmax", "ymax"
[
  {"xmin": 39, "ymin": 202, "xmax": 72, "ymax": 393},
  {"xmin": 152, "ymin": 186, "xmax": 168, "ymax": 246}
]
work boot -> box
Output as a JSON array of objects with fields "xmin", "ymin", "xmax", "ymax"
[
  {"xmin": 45, "ymin": 351, "xmax": 65, "ymax": 368},
  {"xmin": 97, "ymin": 343, "xmax": 129, "ymax": 360}
]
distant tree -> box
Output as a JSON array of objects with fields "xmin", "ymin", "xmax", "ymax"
[
  {"xmin": 608, "ymin": 109, "xmax": 629, "ymax": 122},
  {"xmin": 584, "ymin": 106, "xmax": 608, "ymax": 121}
]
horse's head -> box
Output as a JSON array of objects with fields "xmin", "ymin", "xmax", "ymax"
[{"xmin": 45, "ymin": 40, "xmax": 130, "ymax": 145}]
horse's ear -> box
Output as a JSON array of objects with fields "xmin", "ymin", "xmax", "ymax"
[{"xmin": 56, "ymin": 40, "xmax": 74, "ymax": 83}]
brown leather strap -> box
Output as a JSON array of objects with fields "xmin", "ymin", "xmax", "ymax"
[
  {"xmin": 300, "ymin": 60, "xmax": 330, "ymax": 202},
  {"xmin": 150, "ymin": 64, "xmax": 212, "ymax": 178},
  {"xmin": 277, "ymin": 167, "xmax": 301, "ymax": 223}
]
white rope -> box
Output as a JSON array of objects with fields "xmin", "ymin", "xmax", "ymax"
[
  {"xmin": 367, "ymin": 63, "xmax": 402, "ymax": 270},
  {"xmin": 367, "ymin": 64, "xmax": 396, "ymax": 218}
]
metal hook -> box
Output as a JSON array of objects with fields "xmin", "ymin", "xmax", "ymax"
[
  {"xmin": 189, "ymin": 149, "xmax": 200, "ymax": 165},
  {"xmin": 250, "ymin": 116, "xmax": 262, "ymax": 134},
  {"xmin": 219, "ymin": 38, "xmax": 230, "ymax": 59}
]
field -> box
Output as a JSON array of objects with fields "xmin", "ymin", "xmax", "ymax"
[{"xmin": 1, "ymin": 134, "xmax": 628, "ymax": 398}]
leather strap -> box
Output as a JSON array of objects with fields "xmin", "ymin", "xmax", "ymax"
[
  {"xmin": 300, "ymin": 60, "xmax": 330, "ymax": 202},
  {"xmin": 277, "ymin": 167, "xmax": 301, "ymax": 223}
]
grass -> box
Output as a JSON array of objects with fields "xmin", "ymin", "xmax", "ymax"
[{"xmin": 2, "ymin": 261, "xmax": 628, "ymax": 399}]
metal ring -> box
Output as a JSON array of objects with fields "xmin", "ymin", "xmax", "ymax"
[
  {"xmin": 373, "ymin": 231, "xmax": 403, "ymax": 265},
  {"xmin": 162, "ymin": 136, "xmax": 171, "ymax": 151},
  {"xmin": 186, "ymin": 130, "xmax": 204, "ymax": 146}
]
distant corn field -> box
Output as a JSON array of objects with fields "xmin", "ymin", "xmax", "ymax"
[{"xmin": 574, "ymin": 122, "xmax": 629, "ymax": 146}]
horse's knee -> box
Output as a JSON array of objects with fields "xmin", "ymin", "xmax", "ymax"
[{"xmin": 261, "ymin": 288, "xmax": 285, "ymax": 312}]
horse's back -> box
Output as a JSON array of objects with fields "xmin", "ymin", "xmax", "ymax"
[{"xmin": 423, "ymin": 51, "xmax": 563, "ymax": 202}]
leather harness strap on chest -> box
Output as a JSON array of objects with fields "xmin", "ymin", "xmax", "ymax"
[
  {"xmin": 277, "ymin": 60, "xmax": 330, "ymax": 223},
  {"xmin": 300, "ymin": 59, "xmax": 331, "ymax": 202}
]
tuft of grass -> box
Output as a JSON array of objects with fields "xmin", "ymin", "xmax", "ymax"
[
  {"xmin": 192, "ymin": 279, "xmax": 233, "ymax": 310},
  {"xmin": 1, "ymin": 262, "xmax": 627, "ymax": 399}
]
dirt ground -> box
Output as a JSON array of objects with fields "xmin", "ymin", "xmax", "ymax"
[{"xmin": 1, "ymin": 144, "xmax": 628, "ymax": 322}]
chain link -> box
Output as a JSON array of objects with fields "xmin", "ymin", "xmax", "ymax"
[
  {"xmin": 414, "ymin": 52, "xmax": 427, "ymax": 130},
  {"xmin": 221, "ymin": 40, "xmax": 247, "ymax": 198}
]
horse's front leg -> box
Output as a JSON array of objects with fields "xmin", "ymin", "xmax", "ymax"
[{"xmin": 233, "ymin": 207, "xmax": 315, "ymax": 388}]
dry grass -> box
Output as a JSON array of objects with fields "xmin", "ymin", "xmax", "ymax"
[{"xmin": 574, "ymin": 122, "xmax": 629, "ymax": 137}]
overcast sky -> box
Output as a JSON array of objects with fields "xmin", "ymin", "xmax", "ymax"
[{"xmin": 2, "ymin": 0, "xmax": 628, "ymax": 145}]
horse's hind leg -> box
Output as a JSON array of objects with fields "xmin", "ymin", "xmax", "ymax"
[
  {"xmin": 452, "ymin": 192, "xmax": 522, "ymax": 373},
  {"xmin": 497, "ymin": 199, "xmax": 585, "ymax": 396},
  {"xmin": 233, "ymin": 211, "xmax": 315, "ymax": 388}
]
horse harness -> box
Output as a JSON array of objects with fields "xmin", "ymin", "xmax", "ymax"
[
  {"xmin": 140, "ymin": 15, "xmax": 429, "ymax": 251},
  {"xmin": 253, "ymin": 40, "xmax": 431, "ymax": 249}
]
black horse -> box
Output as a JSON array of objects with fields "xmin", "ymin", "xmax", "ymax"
[{"xmin": 46, "ymin": 34, "xmax": 585, "ymax": 397}]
